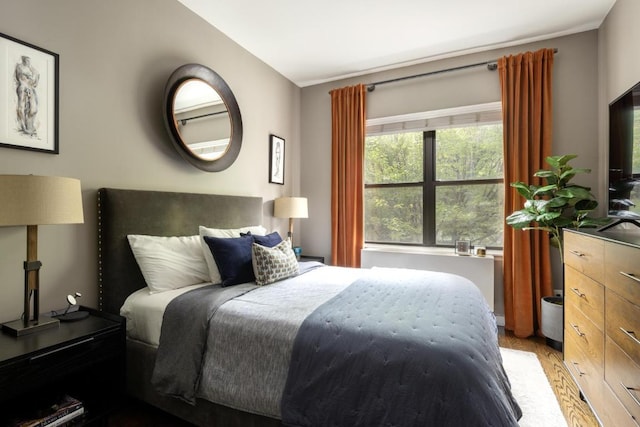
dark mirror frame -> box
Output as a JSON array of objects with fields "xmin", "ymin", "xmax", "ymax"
[{"xmin": 163, "ymin": 64, "xmax": 242, "ymax": 172}]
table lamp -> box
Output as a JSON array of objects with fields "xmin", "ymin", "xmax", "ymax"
[
  {"xmin": 0, "ymin": 175, "xmax": 84, "ymax": 336},
  {"xmin": 274, "ymin": 197, "xmax": 308, "ymax": 244}
]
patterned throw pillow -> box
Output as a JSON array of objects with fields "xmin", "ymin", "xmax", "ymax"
[{"xmin": 252, "ymin": 239, "xmax": 299, "ymax": 286}]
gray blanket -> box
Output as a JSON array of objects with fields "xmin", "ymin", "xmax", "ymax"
[
  {"xmin": 152, "ymin": 262, "xmax": 323, "ymax": 405},
  {"xmin": 151, "ymin": 282, "xmax": 257, "ymax": 404},
  {"xmin": 280, "ymin": 268, "xmax": 521, "ymax": 427}
]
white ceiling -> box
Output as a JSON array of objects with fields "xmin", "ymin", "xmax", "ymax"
[{"xmin": 178, "ymin": 0, "xmax": 616, "ymax": 87}]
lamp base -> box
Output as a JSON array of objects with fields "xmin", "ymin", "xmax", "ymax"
[{"xmin": 1, "ymin": 315, "xmax": 59, "ymax": 337}]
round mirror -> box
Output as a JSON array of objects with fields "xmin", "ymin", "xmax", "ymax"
[{"xmin": 163, "ymin": 64, "xmax": 242, "ymax": 172}]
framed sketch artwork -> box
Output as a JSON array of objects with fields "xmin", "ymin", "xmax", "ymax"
[
  {"xmin": 269, "ymin": 134, "xmax": 285, "ymax": 184},
  {"xmin": 0, "ymin": 32, "xmax": 59, "ymax": 154}
]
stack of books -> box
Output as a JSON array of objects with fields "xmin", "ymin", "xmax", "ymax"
[{"xmin": 11, "ymin": 395, "xmax": 84, "ymax": 427}]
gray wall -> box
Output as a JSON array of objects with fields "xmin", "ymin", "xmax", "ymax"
[
  {"xmin": 0, "ymin": 0, "xmax": 301, "ymax": 322},
  {"xmin": 599, "ymin": 0, "xmax": 640, "ymax": 203},
  {"xmin": 299, "ymin": 31, "xmax": 601, "ymax": 317}
]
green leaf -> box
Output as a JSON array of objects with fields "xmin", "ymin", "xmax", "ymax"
[
  {"xmin": 547, "ymin": 196, "xmax": 569, "ymax": 208},
  {"xmin": 566, "ymin": 182, "xmax": 592, "ymax": 189},
  {"xmin": 510, "ymin": 182, "xmax": 534, "ymax": 199},
  {"xmin": 532, "ymin": 184, "xmax": 558, "ymax": 196},
  {"xmin": 555, "ymin": 187, "xmax": 593, "ymax": 200},
  {"xmin": 534, "ymin": 170, "xmax": 555, "ymax": 178},
  {"xmin": 552, "ymin": 217, "xmax": 574, "ymax": 228},
  {"xmin": 536, "ymin": 211, "xmax": 562, "ymax": 223},
  {"xmin": 545, "ymin": 175, "xmax": 558, "ymax": 185},
  {"xmin": 562, "ymin": 167, "xmax": 590, "ymax": 178},
  {"xmin": 575, "ymin": 199, "xmax": 598, "ymax": 211},
  {"xmin": 531, "ymin": 199, "xmax": 551, "ymax": 211},
  {"xmin": 551, "ymin": 154, "xmax": 577, "ymax": 167},
  {"xmin": 506, "ymin": 210, "xmax": 537, "ymax": 227},
  {"xmin": 545, "ymin": 156, "xmax": 561, "ymax": 169},
  {"xmin": 557, "ymin": 172, "xmax": 575, "ymax": 185}
]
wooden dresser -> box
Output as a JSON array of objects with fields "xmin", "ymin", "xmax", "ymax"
[{"xmin": 564, "ymin": 228, "xmax": 640, "ymax": 426}]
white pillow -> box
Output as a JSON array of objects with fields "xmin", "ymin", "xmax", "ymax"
[
  {"xmin": 127, "ymin": 234, "xmax": 210, "ymax": 294},
  {"xmin": 198, "ymin": 225, "xmax": 267, "ymax": 284}
]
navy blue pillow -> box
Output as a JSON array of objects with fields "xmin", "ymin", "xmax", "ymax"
[
  {"xmin": 242, "ymin": 231, "xmax": 283, "ymax": 248},
  {"xmin": 203, "ymin": 234, "xmax": 255, "ymax": 287},
  {"xmin": 257, "ymin": 231, "xmax": 283, "ymax": 247}
]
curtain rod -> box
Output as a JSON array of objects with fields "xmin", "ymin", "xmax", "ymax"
[
  {"xmin": 366, "ymin": 48, "xmax": 558, "ymax": 92},
  {"xmin": 179, "ymin": 110, "xmax": 228, "ymax": 126}
]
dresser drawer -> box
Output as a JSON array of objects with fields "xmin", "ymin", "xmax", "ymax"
[
  {"xmin": 607, "ymin": 289, "xmax": 640, "ymax": 366},
  {"xmin": 565, "ymin": 329, "xmax": 604, "ymax": 406},
  {"xmin": 606, "ymin": 336, "xmax": 640, "ymax": 423},
  {"xmin": 565, "ymin": 265, "xmax": 605, "ymax": 330},
  {"xmin": 602, "ymin": 381, "xmax": 640, "ymax": 427},
  {"xmin": 605, "ymin": 241, "xmax": 640, "ymax": 307},
  {"xmin": 564, "ymin": 231, "xmax": 605, "ymax": 283},
  {"xmin": 565, "ymin": 299, "xmax": 604, "ymax": 363}
]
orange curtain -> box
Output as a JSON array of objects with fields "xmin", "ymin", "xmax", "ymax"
[
  {"xmin": 499, "ymin": 49, "xmax": 554, "ymax": 338},
  {"xmin": 330, "ymin": 84, "xmax": 366, "ymax": 267}
]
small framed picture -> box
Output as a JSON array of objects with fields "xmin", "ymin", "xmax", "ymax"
[
  {"xmin": 269, "ymin": 134, "xmax": 285, "ymax": 185},
  {"xmin": 455, "ymin": 240, "xmax": 471, "ymax": 256}
]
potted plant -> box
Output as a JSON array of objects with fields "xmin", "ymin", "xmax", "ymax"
[
  {"xmin": 505, "ymin": 154, "xmax": 610, "ymax": 347},
  {"xmin": 506, "ymin": 154, "xmax": 610, "ymax": 262}
]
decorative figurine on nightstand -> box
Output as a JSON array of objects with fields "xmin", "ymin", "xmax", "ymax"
[{"xmin": 57, "ymin": 292, "xmax": 89, "ymax": 322}]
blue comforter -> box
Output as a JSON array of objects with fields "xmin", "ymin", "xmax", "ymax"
[{"xmin": 280, "ymin": 268, "xmax": 521, "ymax": 427}]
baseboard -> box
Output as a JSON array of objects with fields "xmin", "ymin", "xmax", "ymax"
[{"xmin": 495, "ymin": 315, "xmax": 505, "ymax": 327}]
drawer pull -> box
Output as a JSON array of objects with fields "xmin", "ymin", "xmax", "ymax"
[
  {"xmin": 622, "ymin": 382, "xmax": 640, "ymax": 408},
  {"xmin": 30, "ymin": 337, "xmax": 95, "ymax": 361},
  {"xmin": 569, "ymin": 250, "xmax": 585, "ymax": 257},
  {"xmin": 620, "ymin": 271, "xmax": 640, "ymax": 284},
  {"xmin": 570, "ymin": 323, "xmax": 585, "ymax": 337},
  {"xmin": 620, "ymin": 328, "xmax": 640, "ymax": 346},
  {"xmin": 570, "ymin": 288, "xmax": 585, "ymax": 298},
  {"xmin": 572, "ymin": 362, "xmax": 585, "ymax": 377}
]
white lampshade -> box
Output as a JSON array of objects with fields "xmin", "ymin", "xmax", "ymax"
[
  {"xmin": 274, "ymin": 197, "xmax": 308, "ymax": 219},
  {"xmin": 0, "ymin": 175, "xmax": 84, "ymax": 226}
]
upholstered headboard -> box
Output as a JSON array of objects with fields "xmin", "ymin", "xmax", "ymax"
[{"xmin": 97, "ymin": 188, "xmax": 263, "ymax": 315}]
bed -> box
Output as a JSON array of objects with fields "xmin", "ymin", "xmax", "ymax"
[{"xmin": 97, "ymin": 187, "xmax": 521, "ymax": 427}]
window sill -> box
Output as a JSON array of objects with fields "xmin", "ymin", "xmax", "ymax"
[{"xmin": 362, "ymin": 243, "xmax": 503, "ymax": 259}]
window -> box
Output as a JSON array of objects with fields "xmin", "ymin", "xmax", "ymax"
[{"xmin": 364, "ymin": 104, "xmax": 504, "ymax": 248}]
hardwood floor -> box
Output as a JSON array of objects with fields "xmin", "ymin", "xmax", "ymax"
[{"xmin": 108, "ymin": 331, "xmax": 599, "ymax": 426}]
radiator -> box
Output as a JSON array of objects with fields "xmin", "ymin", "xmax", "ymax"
[{"xmin": 361, "ymin": 247, "xmax": 495, "ymax": 311}]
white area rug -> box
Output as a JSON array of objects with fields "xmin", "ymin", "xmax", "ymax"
[{"xmin": 500, "ymin": 347, "xmax": 567, "ymax": 427}]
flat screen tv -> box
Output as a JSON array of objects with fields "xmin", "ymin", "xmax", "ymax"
[{"xmin": 604, "ymin": 80, "xmax": 640, "ymax": 230}]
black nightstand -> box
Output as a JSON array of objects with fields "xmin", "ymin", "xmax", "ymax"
[
  {"xmin": 299, "ymin": 255, "xmax": 325, "ymax": 264},
  {"xmin": 0, "ymin": 307, "xmax": 125, "ymax": 426}
]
